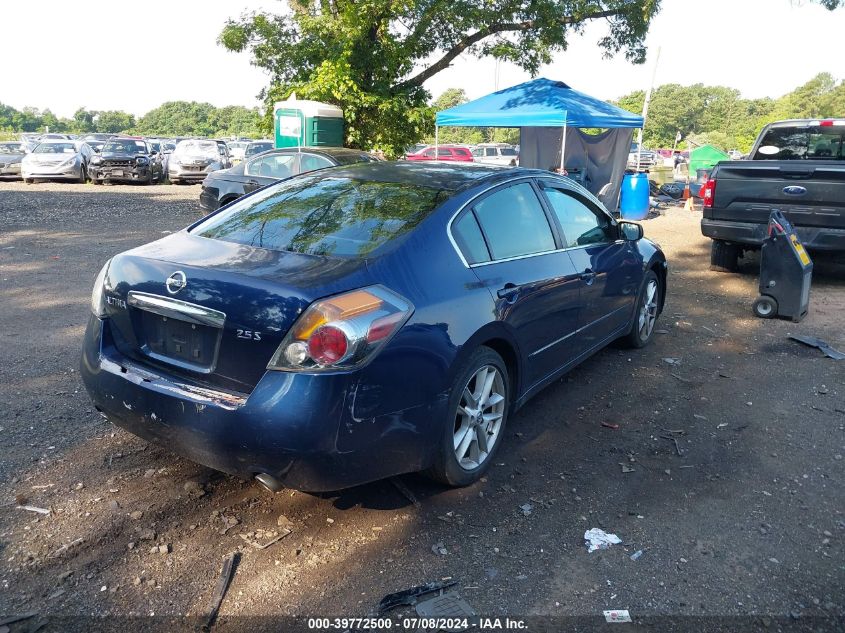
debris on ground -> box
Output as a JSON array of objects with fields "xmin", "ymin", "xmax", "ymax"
[
  {"xmin": 601, "ymin": 422, "xmax": 620, "ymax": 430},
  {"xmin": 663, "ymin": 357, "xmax": 682, "ymax": 365},
  {"xmin": 376, "ymin": 580, "xmax": 458, "ymax": 615},
  {"xmin": 630, "ymin": 550, "xmax": 644, "ymax": 561},
  {"xmin": 604, "ymin": 609, "xmax": 632, "ymax": 623},
  {"xmin": 201, "ymin": 552, "xmax": 240, "ymax": 632},
  {"xmin": 415, "ymin": 590, "xmax": 475, "ymax": 619},
  {"xmin": 238, "ymin": 528, "xmax": 291, "ymax": 550},
  {"xmin": 16, "ymin": 504, "xmax": 50, "ymax": 515},
  {"xmin": 619, "ymin": 463, "xmax": 635, "ymax": 473},
  {"xmin": 49, "ymin": 537, "xmax": 84, "ymax": 559},
  {"xmin": 184, "ymin": 480, "xmax": 207, "ymax": 498},
  {"xmin": 431, "ymin": 542, "xmax": 448, "ymax": 556},
  {"xmin": 789, "ymin": 334, "xmax": 845, "ymax": 360},
  {"xmin": 584, "ymin": 528, "xmax": 622, "ymax": 552},
  {"xmin": 519, "ymin": 503, "xmax": 534, "ymax": 516}
]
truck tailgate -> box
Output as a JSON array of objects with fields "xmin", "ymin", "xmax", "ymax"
[{"xmin": 707, "ymin": 161, "xmax": 845, "ymax": 230}]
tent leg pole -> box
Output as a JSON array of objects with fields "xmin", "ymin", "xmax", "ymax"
[
  {"xmin": 559, "ymin": 120, "xmax": 567, "ymax": 173},
  {"xmin": 435, "ymin": 126, "xmax": 439, "ymax": 162}
]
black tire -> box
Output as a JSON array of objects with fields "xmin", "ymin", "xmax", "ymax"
[
  {"xmin": 710, "ymin": 240, "xmax": 740, "ymax": 273},
  {"xmin": 91, "ymin": 178, "xmax": 101, "ymax": 185},
  {"xmin": 79, "ymin": 166, "xmax": 87, "ymax": 184},
  {"xmin": 425, "ymin": 347, "xmax": 510, "ymax": 487},
  {"xmin": 24, "ymin": 178, "xmax": 33, "ymax": 184},
  {"xmin": 623, "ymin": 270, "xmax": 662, "ymax": 348},
  {"xmin": 752, "ymin": 295, "xmax": 778, "ymax": 319}
]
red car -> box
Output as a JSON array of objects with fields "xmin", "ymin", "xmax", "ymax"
[{"xmin": 405, "ymin": 145, "xmax": 474, "ymax": 162}]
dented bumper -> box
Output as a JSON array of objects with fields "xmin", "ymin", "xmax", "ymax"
[{"xmin": 80, "ymin": 315, "xmax": 437, "ymax": 491}]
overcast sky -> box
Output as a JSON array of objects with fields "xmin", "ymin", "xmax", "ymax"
[{"xmin": 3, "ymin": 0, "xmax": 844, "ymax": 119}]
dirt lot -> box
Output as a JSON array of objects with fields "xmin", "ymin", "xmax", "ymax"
[{"xmin": 1, "ymin": 181, "xmax": 843, "ymax": 632}]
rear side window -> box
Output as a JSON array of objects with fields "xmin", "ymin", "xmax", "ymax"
[
  {"xmin": 542, "ymin": 185, "xmax": 613, "ymax": 247},
  {"xmin": 452, "ymin": 212, "xmax": 490, "ymax": 264},
  {"xmin": 193, "ymin": 174, "xmax": 451, "ymax": 258},
  {"xmin": 473, "ymin": 182, "xmax": 555, "ymax": 260},
  {"xmin": 753, "ymin": 125, "xmax": 845, "ymax": 160},
  {"xmin": 300, "ymin": 154, "xmax": 334, "ymax": 172},
  {"xmin": 455, "ymin": 148, "xmax": 471, "ymax": 158}
]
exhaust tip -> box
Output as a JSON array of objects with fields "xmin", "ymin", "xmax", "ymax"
[{"xmin": 254, "ymin": 473, "xmax": 284, "ymax": 493}]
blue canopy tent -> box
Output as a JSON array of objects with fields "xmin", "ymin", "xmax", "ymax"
[{"xmin": 435, "ymin": 78, "xmax": 644, "ymax": 208}]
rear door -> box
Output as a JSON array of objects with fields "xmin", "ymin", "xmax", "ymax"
[
  {"xmin": 539, "ymin": 179, "xmax": 642, "ymax": 354},
  {"xmin": 454, "ymin": 180, "xmax": 582, "ymax": 386}
]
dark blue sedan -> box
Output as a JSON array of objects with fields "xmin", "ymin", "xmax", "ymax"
[{"xmin": 81, "ymin": 162, "xmax": 667, "ymax": 492}]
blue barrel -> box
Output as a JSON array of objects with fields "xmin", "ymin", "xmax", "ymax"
[{"xmin": 620, "ymin": 173, "xmax": 649, "ymax": 220}]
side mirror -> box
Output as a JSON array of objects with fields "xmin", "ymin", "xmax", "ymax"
[
  {"xmin": 618, "ymin": 221, "xmax": 644, "ymax": 241},
  {"xmin": 150, "ymin": 150, "xmax": 158, "ymax": 156}
]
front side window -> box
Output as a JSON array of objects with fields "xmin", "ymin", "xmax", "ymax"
[
  {"xmin": 473, "ymin": 182, "xmax": 555, "ymax": 260},
  {"xmin": 542, "ymin": 185, "xmax": 613, "ymax": 247},
  {"xmin": 192, "ymin": 175, "xmax": 451, "ymax": 258},
  {"xmin": 485, "ymin": 148, "xmax": 497, "ymax": 157}
]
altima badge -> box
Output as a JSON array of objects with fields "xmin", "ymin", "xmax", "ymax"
[{"xmin": 165, "ymin": 271, "xmax": 187, "ymax": 294}]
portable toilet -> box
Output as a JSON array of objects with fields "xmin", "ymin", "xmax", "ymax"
[
  {"xmin": 689, "ymin": 145, "xmax": 729, "ymax": 182},
  {"xmin": 274, "ymin": 98, "xmax": 344, "ymax": 148}
]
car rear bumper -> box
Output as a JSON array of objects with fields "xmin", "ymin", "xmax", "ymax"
[
  {"xmin": 701, "ymin": 218, "xmax": 845, "ymax": 252},
  {"xmin": 80, "ymin": 315, "xmax": 437, "ymax": 491}
]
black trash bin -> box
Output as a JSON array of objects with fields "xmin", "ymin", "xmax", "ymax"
[{"xmin": 753, "ymin": 209, "xmax": 813, "ymax": 322}]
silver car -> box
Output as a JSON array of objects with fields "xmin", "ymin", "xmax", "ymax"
[
  {"xmin": 168, "ymin": 139, "xmax": 232, "ymax": 184},
  {"xmin": 0, "ymin": 141, "xmax": 26, "ymax": 179},
  {"xmin": 22, "ymin": 140, "xmax": 93, "ymax": 183}
]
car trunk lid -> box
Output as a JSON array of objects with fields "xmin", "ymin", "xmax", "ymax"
[{"xmin": 102, "ymin": 231, "xmax": 369, "ymax": 393}]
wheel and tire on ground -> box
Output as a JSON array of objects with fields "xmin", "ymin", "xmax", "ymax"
[
  {"xmin": 624, "ymin": 270, "xmax": 662, "ymax": 348},
  {"xmin": 752, "ymin": 295, "xmax": 778, "ymax": 319},
  {"xmin": 710, "ymin": 239, "xmax": 741, "ymax": 273},
  {"xmin": 23, "ymin": 178, "xmax": 33, "ymax": 184},
  {"xmin": 78, "ymin": 166, "xmax": 87, "ymax": 184},
  {"xmin": 426, "ymin": 347, "xmax": 510, "ymax": 487}
]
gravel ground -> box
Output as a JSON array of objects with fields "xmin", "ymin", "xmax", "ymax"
[{"xmin": 0, "ymin": 180, "xmax": 843, "ymax": 632}]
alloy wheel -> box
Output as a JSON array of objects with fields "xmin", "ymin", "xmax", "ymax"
[
  {"xmin": 638, "ymin": 279, "xmax": 659, "ymax": 339},
  {"xmin": 453, "ymin": 365, "xmax": 506, "ymax": 470}
]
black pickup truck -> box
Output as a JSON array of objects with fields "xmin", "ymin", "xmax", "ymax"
[{"xmin": 700, "ymin": 119, "xmax": 845, "ymax": 271}]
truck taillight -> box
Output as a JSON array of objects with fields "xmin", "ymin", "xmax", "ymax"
[{"xmin": 701, "ymin": 178, "xmax": 716, "ymax": 208}]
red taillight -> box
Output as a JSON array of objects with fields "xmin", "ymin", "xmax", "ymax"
[
  {"xmin": 820, "ymin": 120, "xmax": 834, "ymax": 126},
  {"xmin": 701, "ymin": 178, "xmax": 716, "ymax": 208},
  {"xmin": 367, "ymin": 312, "xmax": 404, "ymax": 343},
  {"xmin": 307, "ymin": 325, "xmax": 348, "ymax": 365}
]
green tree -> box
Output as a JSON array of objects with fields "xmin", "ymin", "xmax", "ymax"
[
  {"xmin": 220, "ymin": 0, "xmax": 664, "ymax": 157},
  {"xmin": 95, "ymin": 110, "xmax": 135, "ymax": 133},
  {"xmin": 72, "ymin": 107, "xmax": 97, "ymax": 134}
]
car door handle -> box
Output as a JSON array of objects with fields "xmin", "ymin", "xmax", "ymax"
[
  {"xmin": 497, "ymin": 284, "xmax": 520, "ymax": 302},
  {"xmin": 579, "ymin": 269, "xmax": 597, "ymax": 284}
]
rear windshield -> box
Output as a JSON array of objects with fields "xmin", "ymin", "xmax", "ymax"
[
  {"xmin": 500, "ymin": 148, "xmax": 518, "ymax": 156},
  {"xmin": 192, "ymin": 174, "xmax": 450, "ymax": 257},
  {"xmin": 33, "ymin": 143, "xmax": 76, "ymax": 154},
  {"xmin": 753, "ymin": 125, "xmax": 845, "ymax": 160},
  {"xmin": 246, "ymin": 142, "xmax": 273, "ymax": 157},
  {"xmin": 0, "ymin": 143, "xmax": 23, "ymax": 154}
]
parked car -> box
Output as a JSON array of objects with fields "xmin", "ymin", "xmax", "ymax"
[
  {"xmin": 22, "ymin": 140, "xmax": 93, "ymax": 183},
  {"xmin": 88, "ymin": 137, "xmax": 164, "ymax": 184},
  {"xmin": 199, "ymin": 147, "xmax": 379, "ymax": 213},
  {"xmin": 405, "ymin": 145, "xmax": 474, "ymax": 161},
  {"xmin": 0, "ymin": 141, "xmax": 26, "ymax": 179},
  {"xmin": 627, "ymin": 143, "xmax": 658, "ymax": 171},
  {"xmin": 471, "ymin": 143, "xmax": 519, "ymax": 166},
  {"xmin": 168, "ymin": 139, "xmax": 231, "ymax": 184},
  {"xmin": 86, "ymin": 140, "xmax": 107, "ymax": 154},
  {"xmin": 81, "ymin": 162, "xmax": 666, "ymax": 492},
  {"xmin": 227, "ymin": 140, "xmax": 250, "ymax": 164},
  {"xmin": 245, "ymin": 139, "xmax": 274, "ymax": 159},
  {"xmin": 701, "ymin": 118, "xmax": 845, "ymax": 272}
]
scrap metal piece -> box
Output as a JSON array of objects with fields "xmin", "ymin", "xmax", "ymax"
[
  {"xmin": 376, "ymin": 580, "xmax": 457, "ymax": 615},
  {"xmin": 789, "ymin": 334, "xmax": 845, "ymax": 360},
  {"xmin": 415, "ymin": 591, "xmax": 475, "ymax": 631},
  {"xmin": 200, "ymin": 552, "xmax": 240, "ymax": 632}
]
